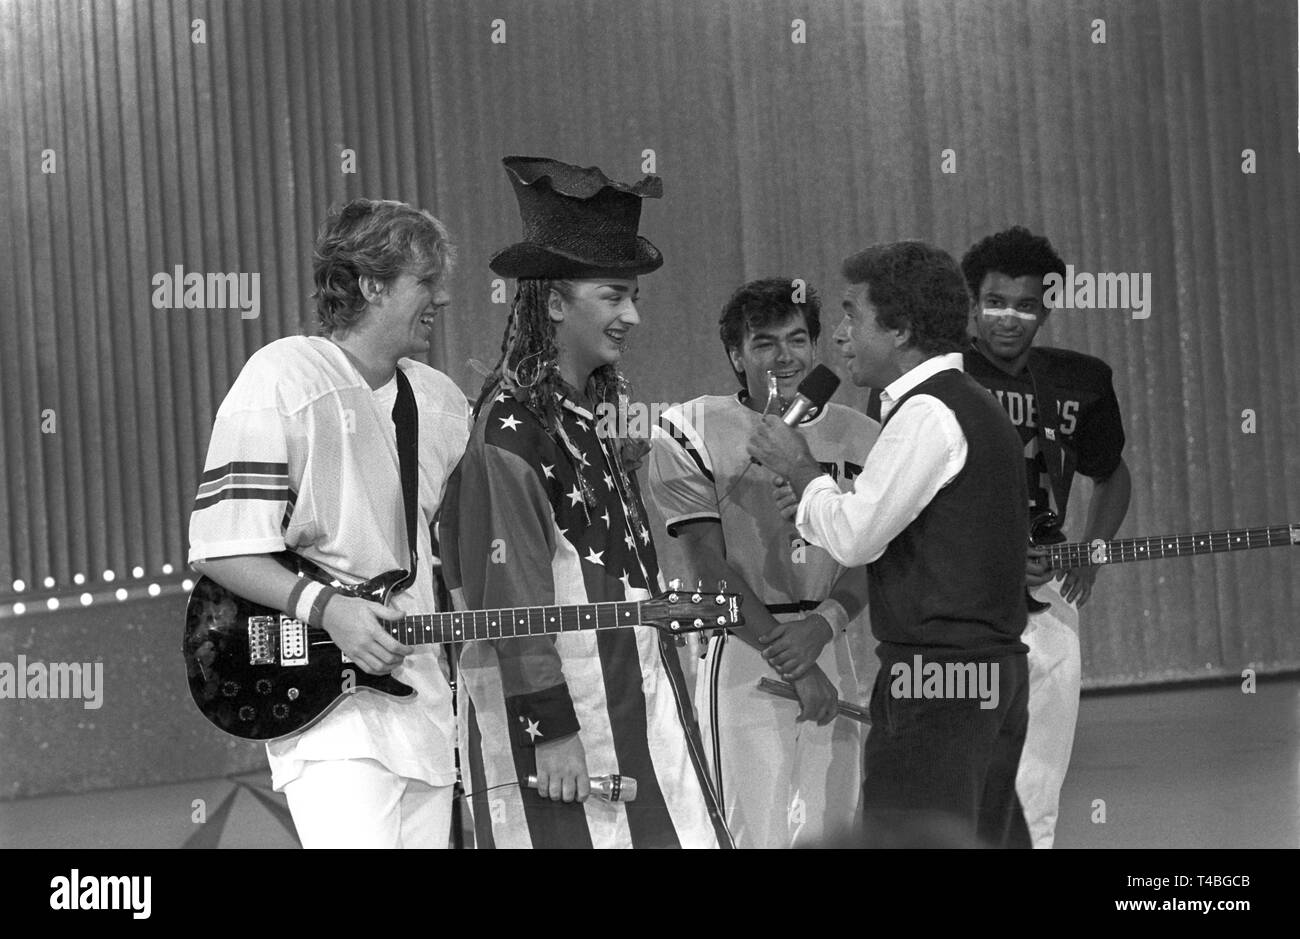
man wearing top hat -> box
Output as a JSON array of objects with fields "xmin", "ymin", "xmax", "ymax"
[{"xmin": 439, "ymin": 156, "xmax": 732, "ymax": 848}]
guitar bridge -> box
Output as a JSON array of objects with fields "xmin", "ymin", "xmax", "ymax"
[
  {"xmin": 279, "ymin": 616, "xmax": 309, "ymax": 667},
  {"xmin": 248, "ymin": 616, "xmax": 275, "ymax": 665}
]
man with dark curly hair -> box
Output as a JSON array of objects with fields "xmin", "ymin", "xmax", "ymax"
[
  {"xmin": 960, "ymin": 226, "xmax": 1131, "ymax": 848},
  {"xmin": 648, "ymin": 276, "xmax": 879, "ymax": 847},
  {"xmin": 748, "ymin": 241, "xmax": 1032, "ymax": 848},
  {"xmin": 189, "ymin": 199, "xmax": 470, "ymax": 847}
]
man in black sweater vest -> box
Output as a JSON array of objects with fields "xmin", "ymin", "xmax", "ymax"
[{"xmin": 748, "ymin": 241, "xmax": 1032, "ymax": 848}]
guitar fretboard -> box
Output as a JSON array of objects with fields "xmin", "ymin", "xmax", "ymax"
[
  {"xmin": 1046, "ymin": 525, "xmax": 1298, "ymax": 568},
  {"xmin": 388, "ymin": 601, "xmax": 645, "ymax": 646}
]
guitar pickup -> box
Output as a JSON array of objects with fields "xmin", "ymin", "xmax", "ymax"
[
  {"xmin": 248, "ymin": 616, "xmax": 275, "ymax": 665},
  {"xmin": 278, "ymin": 616, "xmax": 309, "ymax": 667}
]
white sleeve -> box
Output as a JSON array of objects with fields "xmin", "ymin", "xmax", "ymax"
[
  {"xmin": 795, "ymin": 395, "xmax": 967, "ymax": 567},
  {"xmin": 646, "ymin": 409, "xmax": 720, "ymax": 535},
  {"xmin": 188, "ymin": 355, "xmax": 298, "ymax": 562}
]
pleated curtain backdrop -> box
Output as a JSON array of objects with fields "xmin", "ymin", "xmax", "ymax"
[{"xmin": 1, "ymin": 0, "xmax": 1296, "ymax": 685}]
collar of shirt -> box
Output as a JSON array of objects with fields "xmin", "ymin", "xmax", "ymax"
[
  {"xmin": 735, "ymin": 389, "xmax": 830, "ymax": 426},
  {"xmin": 879, "ymin": 352, "xmax": 965, "ymax": 421}
]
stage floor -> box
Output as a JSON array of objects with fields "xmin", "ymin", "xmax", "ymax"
[
  {"xmin": 2, "ymin": 677, "xmax": 1297, "ymax": 849},
  {"xmin": 1055, "ymin": 674, "xmax": 1299, "ymax": 848}
]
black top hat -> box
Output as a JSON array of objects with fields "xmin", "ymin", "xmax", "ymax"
[{"xmin": 489, "ymin": 156, "xmax": 664, "ymax": 279}]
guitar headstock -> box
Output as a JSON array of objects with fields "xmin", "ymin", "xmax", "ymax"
[
  {"xmin": 1029, "ymin": 511, "xmax": 1065, "ymax": 546},
  {"xmin": 640, "ymin": 581, "xmax": 743, "ymax": 635}
]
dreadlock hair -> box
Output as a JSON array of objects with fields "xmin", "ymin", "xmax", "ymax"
[{"xmin": 475, "ymin": 279, "xmax": 626, "ymax": 433}]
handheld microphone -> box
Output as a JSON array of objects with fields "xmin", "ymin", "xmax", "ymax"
[
  {"xmin": 525, "ymin": 773, "xmax": 639, "ymax": 803},
  {"xmin": 781, "ymin": 365, "xmax": 841, "ymax": 425}
]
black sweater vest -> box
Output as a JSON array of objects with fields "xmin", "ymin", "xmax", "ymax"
[{"xmin": 868, "ymin": 368, "xmax": 1029, "ymax": 658}]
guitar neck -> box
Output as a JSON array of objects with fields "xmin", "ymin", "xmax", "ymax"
[
  {"xmin": 1047, "ymin": 524, "xmax": 1299, "ymax": 568},
  {"xmin": 389, "ymin": 600, "xmax": 646, "ymax": 646}
]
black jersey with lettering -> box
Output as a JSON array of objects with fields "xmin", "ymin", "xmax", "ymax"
[
  {"xmin": 866, "ymin": 346, "xmax": 1125, "ymax": 523},
  {"xmin": 962, "ymin": 341, "xmax": 1125, "ymax": 521}
]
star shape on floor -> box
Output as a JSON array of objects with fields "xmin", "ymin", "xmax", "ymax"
[{"xmin": 499, "ymin": 414, "xmax": 521, "ymax": 431}]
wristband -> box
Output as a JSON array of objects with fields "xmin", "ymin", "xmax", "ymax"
[
  {"xmin": 814, "ymin": 599, "xmax": 849, "ymax": 636},
  {"xmin": 285, "ymin": 577, "xmax": 311, "ymax": 622},
  {"xmin": 308, "ymin": 585, "xmax": 339, "ymax": 628},
  {"xmin": 294, "ymin": 581, "xmax": 326, "ymax": 624}
]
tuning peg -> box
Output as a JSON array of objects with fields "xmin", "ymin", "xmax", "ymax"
[
  {"xmin": 668, "ymin": 578, "xmax": 683, "ymax": 590},
  {"xmin": 716, "ymin": 580, "xmax": 727, "ymax": 592}
]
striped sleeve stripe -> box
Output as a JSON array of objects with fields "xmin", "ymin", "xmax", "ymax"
[
  {"xmin": 199, "ymin": 461, "xmax": 289, "ymax": 484},
  {"xmin": 194, "ymin": 486, "xmax": 296, "ymax": 513},
  {"xmin": 665, "ymin": 511, "xmax": 722, "ymax": 537},
  {"xmin": 196, "ymin": 473, "xmax": 290, "ymax": 498},
  {"xmin": 657, "ymin": 413, "xmax": 714, "ymax": 483},
  {"xmin": 196, "ymin": 462, "xmax": 293, "ymax": 512}
]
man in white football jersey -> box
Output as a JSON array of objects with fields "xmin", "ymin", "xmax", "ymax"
[
  {"xmin": 648, "ymin": 277, "xmax": 879, "ymax": 848},
  {"xmin": 189, "ymin": 199, "xmax": 470, "ymax": 848}
]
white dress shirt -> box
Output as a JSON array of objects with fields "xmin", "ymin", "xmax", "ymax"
[{"xmin": 795, "ymin": 352, "xmax": 969, "ymax": 567}]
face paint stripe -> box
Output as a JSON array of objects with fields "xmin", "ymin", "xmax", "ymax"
[{"xmin": 980, "ymin": 308, "xmax": 1039, "ymax": 322}]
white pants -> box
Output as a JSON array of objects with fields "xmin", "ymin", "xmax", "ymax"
[
  {"xmin": 697, "ymin": 628, "xmax": 868, "ymax": 848},
  {"xmin": 1016, "ymin": 579, "xmax": 1082, "ymax": 849},
  {"xmin": 282, "ymin": 758, "xmax": 454, "ymax": 848}
]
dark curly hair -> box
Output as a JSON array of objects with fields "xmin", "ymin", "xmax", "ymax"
[
  {"xmin": 311, "ymin": 199, "xmax": 455, "ymax": 335},
  {"xmin": 475, "ymin": 279, "xmax": 624, "ymax": 433},
  {"xmin": 960, "ymin": 226, "xmax": 1066, "ymax": 300},
  {"xmin": 841, "ymin": 241, "xmax": 970, "ymax": 356},
  {"xmin": 717, "ymin": 277, "xmax": 821, "ymax": 387}
]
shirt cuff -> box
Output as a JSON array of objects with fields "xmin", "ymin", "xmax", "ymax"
[
  {"xmin": 505, "ymin": 684, "xmax": 580, "ymax": 748},
  {"xmin": 794, "ymin": 474, "xmax": 839, "ymax": 544}
]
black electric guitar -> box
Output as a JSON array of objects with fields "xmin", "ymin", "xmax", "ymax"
[
  {"xmin": 182, "ymin": 551, "xmax": 744, "ymax": 742},
  {"xmin": 1026, "ymin": 512, "xmax": 1299, "ymax": 612}
]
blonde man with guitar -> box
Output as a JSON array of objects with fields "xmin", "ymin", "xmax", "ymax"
[{"xmin": 188, "ymin": 200, "xmax": 470, "ymax": 848}]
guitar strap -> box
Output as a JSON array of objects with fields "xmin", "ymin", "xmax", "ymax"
[
  {"xmin": 1025, "ymin": 351, "xmax": 1076, "ymax": 519},
  {"xmin": 392, "ymin": 367, "xmax": 420, "ymax": 594}
]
